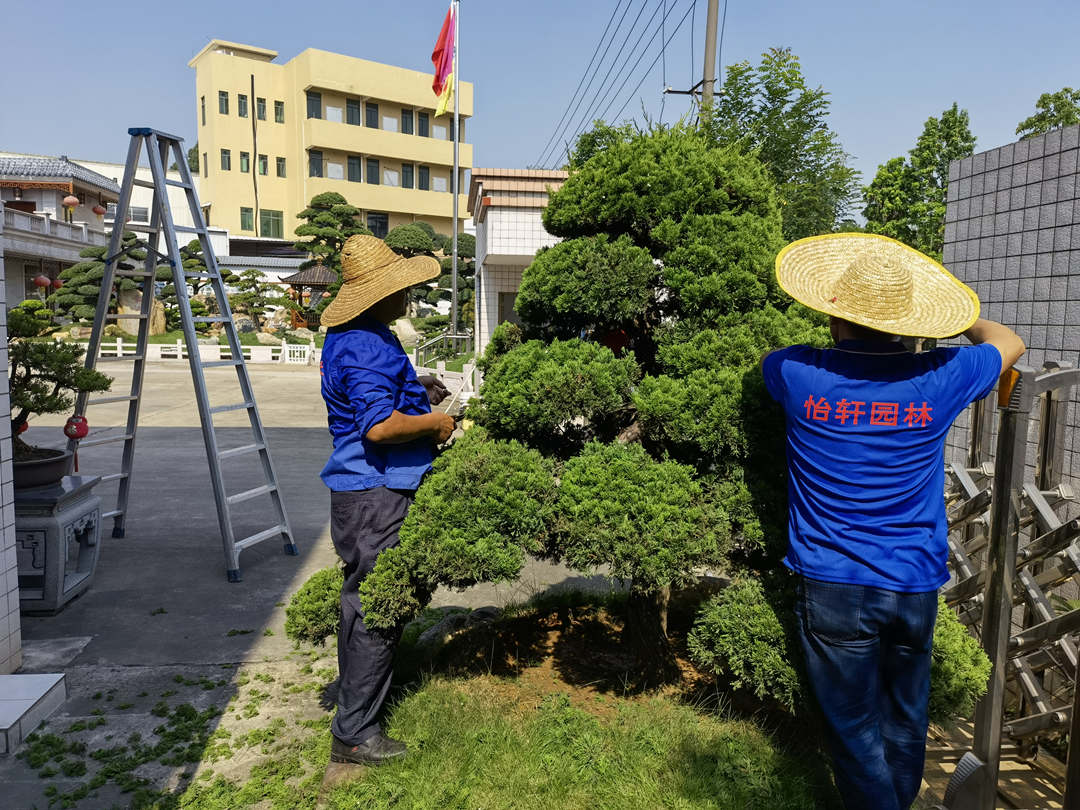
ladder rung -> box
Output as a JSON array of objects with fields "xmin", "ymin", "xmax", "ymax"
[
  {"xmin": 131, "ymin": 178, "xmax": 155, "ymax": 189},
  {"xmin": 79, "ymin": 433, "xmax": 135, "ymax": 448},
  {"xmin": 174, "ymin": 226, "xmax": 205, "ymax": 234},
  {"xmin": 165, "ymin": 179, "xmax": 194, "ymax": 189},
  {"xmin": 102, "ymin": 509, "xmax": 125, "ymax": 519},
  {"xmin": 184, "ymin": 272, "xmax": 217, "ymax": 278},
  {"xmin": 218, "ymin": 443, "xmax": 265, "ymax": 460},
  {"xmin": 227, "ymin": 484, "xmax": 276, "ymax": 506},
  {"xmin": 123, "ymin": 224, "xmax": 160, "ymax": 234},
  {"xmin": 87, "ymin": 395, "xmax": 138, "ymax": 406},
  {"xmin": 105, "ymin": 313, "xmax": 147, "ymax": 320},
  {"xmin": 100, "ymin": 473, "xmax": 129, "ymax": 484},
  {"xmin": 235, "ymin": 525, "xmax": 287, "ymax": 551},
  {"xmin": 193, "ymin": 316, "xmax": 229, "ymax": 323},
  {"xmin": 96, "ymin": 354, "xmax": 144, "ymax": 362},
  {"xmin": 209, "ymin": 401, "xmax": 254, "ymax": 415},
  {"xmin": 201, "ymin": 359, "xmax": 241, "ymax": 368},
  {"xmin": 114, "ymin": 270, "xmax": 157, "ymax": 278}
]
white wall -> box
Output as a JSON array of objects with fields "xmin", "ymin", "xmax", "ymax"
[
  {"xmin": 0, "ymin": 245, "xmax": 20, "ymax": 674},
  {"xmin": 476, "ymin": 263, "xmax": 525, "ymax": 353}
]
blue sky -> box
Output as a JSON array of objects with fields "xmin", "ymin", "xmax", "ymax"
[{"xmin": 3, "ymin": 0, "xmax": 1078, "ymax": 215}]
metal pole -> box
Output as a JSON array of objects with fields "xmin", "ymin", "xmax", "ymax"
[
  {"xmin": 701, "ymin": 0, "xmax": 719, "ymax": 109},
  {"xmin": 451, "ymin": 0, "xmax": 460, "ymax": 336}
]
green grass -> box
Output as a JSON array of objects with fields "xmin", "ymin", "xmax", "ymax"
[
  {"xmin": 443, "ymin": 352, "xmax": 475, "ymax": 373},
  {"xmin": 323, "ymin": 679, "xmax": 836, "ymax": 810}
]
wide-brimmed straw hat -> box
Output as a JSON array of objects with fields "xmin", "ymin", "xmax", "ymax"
[
  {"xmin": 321, "ymin": 235, "xmax": 440, "ymax": 328},
  {"xmin": 775, "ymin": 233, "xmax": 980, "ymax": 338}
]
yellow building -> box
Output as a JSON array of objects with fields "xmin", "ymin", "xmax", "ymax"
[{"xmin": 188, "ymin": 40, "xmax": 473, "ymax": 241}]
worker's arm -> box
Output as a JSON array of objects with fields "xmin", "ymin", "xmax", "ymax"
[
  {"xmin": 366, "ymin": 410, "xmax": 455, "ymax": 445},
  {"xmin": 962, "ymin": 318, "xmax": 1026, "ymax": 374}
]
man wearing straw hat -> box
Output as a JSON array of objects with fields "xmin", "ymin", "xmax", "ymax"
[
  {"xmin": 763, "ymin": 234, "xmax": 1025, "ymax": 810},
  {"xmin": 318, "ymin": 234, "xmax": 455, "ymax": 765}
]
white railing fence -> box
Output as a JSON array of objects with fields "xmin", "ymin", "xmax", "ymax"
[
  {"xmin": 91, "ymin": 337, "xmax": 320, "ymax": 365},
  {"xmin": 2, "ymin": 203, "xmax": 107, "ymax": 246}
]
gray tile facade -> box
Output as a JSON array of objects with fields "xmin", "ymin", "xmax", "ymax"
[{"xmin": 944, "ymin": 126, "xmax": 1080, "ymax": 487}]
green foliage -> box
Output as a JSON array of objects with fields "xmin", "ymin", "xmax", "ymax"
[
  {"xmin": 1016, "ymin": 87, "xmax": 1080, "ymax": 138},
  {"xmin": 293, "ymin": 191, "xmax": 370, "ymax": 275},
  {"xmin": 48, "ymin": 232, "xmax": 149, "ymax": 324},
  {"xmin": 385, "ymin": 224, "xmax": 436, "ymax": 257},
  {"xmin": 553, "ymin": 442, "xmax": 728, "ymax": 593},
  {"xmin": 187, "ymin": 144, "xmax": 199, "ymax": 173},
  {"xmin": 567, "ymin": 120, "xmax": 637, "ymax": 168},
  {"xmin": 284, "ymin": 567, "xmax": 343, "ymax": 646},
  {"xmin": 359, "ymin": 429, "xmax": 558, "ymax": 629},
  {"xmin": 475, "ymin": 321, "xmax": 522, "ymax": 373},
  {"xmin": 412, "ymin": 221, "xmax": 437, "ymax": 240},
  {"xmin": 455, "ymin": 232, "xmax": 476, "ymax": 258},
  {"xmin": 475, "ymin": 339, "xmax": 638, "ymax": 449},
  {"xmin": 227, "ymin": 269, "xmax": 289, "ymax": 329},
  {"xmin": 929, "ymin": 598, "xmax": 991, "ymax": 723},
  {"xmin": 689, "ymin": 577, "xmax": 803, "ymax": 710},
  {"xmin": 703, "ymin": 47, "xmax": 861, "ymax": 241},
  {"xmin": 864, "ymin": 103, "xmax": 976, "ymax": 260},
  {"xmin": 516, "ymin": 234, "xmax": 659, "ymax": 339},
  {"xmin": 8, "ymin": 304, "xmax": 112, "ymax": 435}
]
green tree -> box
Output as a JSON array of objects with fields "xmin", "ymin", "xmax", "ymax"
[
  {"xmin": 1016, "ymin": 87, "xmax": 1080, "ymax": 138},
  {"xmin": 187, "ymin": 144, "xmax": 199, "ymax": 173},
  {"xmin": 293, "ymin": 192, "xmax": 369, "ymax": 274},
  {"xmin": 49, "ymin": 232, "xmax": 149, "ymax": 324},
  {"xmin": 158, "ymin": 240, "xmax": 238, "ymax": 332},
  {"xmin": 566, "ymin": 121, "xmax": 636, "ymax": 168},
  {"xmin": 385, "ymin": 224, "xmax": 436, "ymax": 257},
  {"xmin": 228, "ymin": 269, "xmax": 288, "ymax": 330},
  {"xmin": 863, "ymin": 103, "xmax": 976, "ymax": 260},
  {"xmin": 702, "ymin": 48, "xmax": 861, "ymax": 241}
]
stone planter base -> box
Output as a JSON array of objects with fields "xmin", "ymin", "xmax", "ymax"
[{"xmin": 13, "ymin": 451, "xmax": 73, "ymax": 490}]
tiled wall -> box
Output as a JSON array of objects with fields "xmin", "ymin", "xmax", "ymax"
[
  {"xmin": 0, "ymin": 250, "xmax": 20, "ymax": 674},
  {"xmin": 483, "ymin": 208, "xmax": 560, "ymax": 260},
  {"xmin": 476, "ymin": 263, "xmax": 525, "ymax": 352},
  {"xmin": 943, "ymin": 125, "xmax": 1080, "ymax": 485}
]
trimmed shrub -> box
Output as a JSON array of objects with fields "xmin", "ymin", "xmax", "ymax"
[
  {"xmin": 360, "ymin": 429, "xmax": 558, "ymax": 629},
  {"xmin": 476, "ymin": 322, "xmax": 522, "ymax": 373},
  {"xmin": 385, "ymin": 224, "xmax": 436, "ymax": 257},
  {"xmin": 929, "ymin": 597, "xmax": 992, "ymax": 723},
  {"xmin": 284, "ymin": 566, "xmax": 343, "ymax": 646}
]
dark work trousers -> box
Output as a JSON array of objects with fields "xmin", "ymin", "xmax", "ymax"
[
  {"xmin": 329, "ymin": 486, "xmax": 413, "ymax": 745},
  {"xmin": 795, "ymin": 576, "xmax": 938, "ymax": 810}
]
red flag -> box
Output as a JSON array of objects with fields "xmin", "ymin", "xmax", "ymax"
[{"xmin": 431, "ymin": 6, "xmax": 455, "ymax": 96}]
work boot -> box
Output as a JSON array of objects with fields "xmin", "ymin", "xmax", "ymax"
[{"xmin": 330, "ymin": 732, "xmax": 407, "ymax": 765}]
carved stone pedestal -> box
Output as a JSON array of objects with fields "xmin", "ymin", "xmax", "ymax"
[{"xmin": 15, "ymin": 476, "xmax": 101, "ymax": 614}]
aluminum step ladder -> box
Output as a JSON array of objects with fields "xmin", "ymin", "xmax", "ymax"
[{"xmin": 69, "ymin": 127, "xmax": 298, "ymax": 581}]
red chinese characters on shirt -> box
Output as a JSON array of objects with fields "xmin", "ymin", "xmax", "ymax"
[{"xmin": 803, "ymin": 396, "xmax": 932, "ymax": 428}]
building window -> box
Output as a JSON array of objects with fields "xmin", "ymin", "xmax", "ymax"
[
  {"xmin": 128, "ymin": 206, "xmax": 150, "ymax": 223},
  {"xmin": 203, "ymin": 152, "xmax": 208, "ymax": 177},
  {"xmin": 240, "ymin": 207, "xmax": 254, "ymax": 231},
  {"xmin": 402, "ymin": 163, "xmax": 414, "ymax": 189},
  {"xmin": 276, "ymin": 157, "xmax": 286, "ymax": 177},
  {"xmin": 417, "ymin": 112, "xmax": 429, "ymax": 137},
  {"xmin": 433, "ymin": 175, "xmax": 448, "ymax": 192},
  {"xmin": 218, "ymin": 91, "xmax": 229, "ymax": 115},
  {"xmin": 309, "ymin": 149, "xmax": 323, "ymax": 178},
  {"xmin": 348, "ymin": 155, "xmax": 362, "ymax": 182},
  {"xmin": 256, "ymin": 97, "xmax": 266, "ymax": 120},
  {"xmin": 306, "ymin": 91, "xmax": 321, "ymax": 119},
  {"xmin": 240, "ymin": 151, "xmax": 250, "ymax": 173},
  {"xmin": 258, "ymin": 154, "xmax": 268, "ymax": 175},
  {"xmin": 346, "ymin": 98, "xmax": 362, "ymax": 126},
  {"xmin": 201, "ymin": 95, "xmax": 206, "ymax": 125},
  {"xmin": 365, "ymin": 102, "xmax": 379, "ymax": 128},
  {"xmin": 383, "ymin": 168, "xmax": 399, "ymax": 187},
  {"xmin": 401, "ymin": 109, "xmax": 414, "ymax": 135},
  {"xmin": 274, "ymin": 100, "xmax": 285, "ymax": 123},
  {"xmin": 238, "ymin": 93, "xmax": 248, "ymax": 118},
  {"xmin": 220, "ymin": 149, "xmax": 231, "ymax": 171},
  {"xmin": 418, "ymin": 165, "xmax": 430, "ymax": 190},
  {"xmin": 365, "ymin": 158, "xmax": 380, "ymax": 185},
  {"xmin": 260, "ymin": 209, "xmax": 283, "ymax": 239},
  {"xmin": 366, "ymin": 212, "xmax": 388, "ymax": 238},
  {"xmin": 449, "ymin": 118, "xmax": 455, "ymax": 142}
]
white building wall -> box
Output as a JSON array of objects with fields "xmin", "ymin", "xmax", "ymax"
[
  {"xmin": 0, "ymin": 242, "xmax": 20, "ymax": 674},
  {"xmin": 476, "ymin": 263, "xmax": 525, "ymax": 352},
  {"xmin": 485, "ymin": 208, "xmax": 560, "ymax": 257}
]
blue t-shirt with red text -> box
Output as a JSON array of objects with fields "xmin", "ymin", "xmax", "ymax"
[{"xmin": 762, "ymin": 340, "xmax": 1001, "ymax": 592}]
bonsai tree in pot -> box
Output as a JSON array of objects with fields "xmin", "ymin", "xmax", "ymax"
[{"xmin": 8, "ymin": 300, "xmax": 111, "ymax": 485}]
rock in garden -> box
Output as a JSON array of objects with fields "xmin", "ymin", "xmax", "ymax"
[
  {"xmin": 416, "ymin": 611, "xmax": 469, "ymax": 649},
  {"xmin": 256, "ymin": 332, "xmax": 282, "ymax": 346},
  {"xmin": 233, "ymin": 316, "xmax": 257, "ymax": 333}
]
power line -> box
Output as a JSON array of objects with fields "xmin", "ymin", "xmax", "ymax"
[
  {"xmin": 563, "ymin": 0, "xmax": 667, "ymax": 153},
  {"xmin": 658, "ymin": 0, "xmax": 667, "ymax": 125},
  {"xmin": 608, "ymin": 1, "xmax": 696, "ymax": 123},
  {"xmin": 531, "ymin": 0, "xmax": 628, "ymax": 168},
  {"xmin": 536, "ymin": 0, "xmax": 639, "ymax": 168}
]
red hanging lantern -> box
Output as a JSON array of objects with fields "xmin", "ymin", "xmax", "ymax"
[
  {"xmin": 64, "ymin": 416, "xmax": 89, "ymax": 440},
  {"xmin": 62, "ymin": 194, "xmax": 80, "ymax": 209},
  {"xmin": 52, "ymin": 278, "xmax": 64, "ymax": 290},
  {"xmin": 92, "ymin": 204, "xmax": 107, "ymax": 218},
  {"xmin": 33, "ymin": 274, "xmax": 51, "ymax": 288},
  {"xmin": 16, "ymin": 421, "xmax": 28, "ymax": 435}
]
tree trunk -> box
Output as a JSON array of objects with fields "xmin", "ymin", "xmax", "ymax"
[{"xmin": 624, "ymin": 584, "xmax": 678, "ymax": 687}]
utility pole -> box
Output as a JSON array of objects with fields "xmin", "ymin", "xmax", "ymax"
[{"xmin": 701, "ymin": 0, "xmax": 720, "ymax": 109}]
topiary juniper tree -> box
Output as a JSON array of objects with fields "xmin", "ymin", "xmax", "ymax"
[{"xmin": 49, "ymin": 232, "xmax": 148, "ymax": 324}]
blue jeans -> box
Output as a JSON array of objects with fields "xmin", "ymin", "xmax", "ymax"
[{"xmin": 795, "ymin": 576, "xmax": 937, "ymax": 810}]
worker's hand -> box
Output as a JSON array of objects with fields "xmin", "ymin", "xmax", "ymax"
[
  {"xmin": 433, "ymin": 412, "xmax": 456, "ymax": 444},
  {"xmin": 418, "ymin": 374, "xmax": 450, "ymax": 405}
]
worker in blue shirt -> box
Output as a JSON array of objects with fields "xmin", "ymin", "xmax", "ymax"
[
  {"xmin": 763, "ymin": 234, "xmax": 1025, "ymax": 810},
  {"xmin": 318, "ymin": 234, "xmax": 455, "ymax": 766}
]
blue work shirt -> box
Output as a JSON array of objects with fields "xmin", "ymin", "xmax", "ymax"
[
  {"xmin": 319, "ymin": 316, "xmax": 434, "ymax": 492},
  {"xmin": 762, "ymin": 340, "xmax": 1002, "ymax": 592}
]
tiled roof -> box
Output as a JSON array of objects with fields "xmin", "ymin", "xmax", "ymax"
[
  {"xmin": 0, "ymin": 156, "xmax": 120, "ymax": 194},
  {"xmin": 217, "ymin": 255, "xmax": 306, "ymax": 269},
  {"xmin": 280, "ymin": 265, "xmax": 338, "ymax": 286}
]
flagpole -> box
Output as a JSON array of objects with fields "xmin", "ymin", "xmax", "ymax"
[{"xmin": 450, "ymin": 0, "xmax": 460, "ymax": 336}]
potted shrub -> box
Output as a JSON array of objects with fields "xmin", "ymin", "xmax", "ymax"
[{"xmin": 8, "ymin": 300, "xmax": 111, "ymax": 488}]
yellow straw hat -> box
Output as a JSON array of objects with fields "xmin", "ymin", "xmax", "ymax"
[
  {"xmin": 321, "ymin": 234, "xmax": 440, "ymax": 328},
  {"xmin": 775, "ymin": 233, "xmax": 980, "ymax": 339}
]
